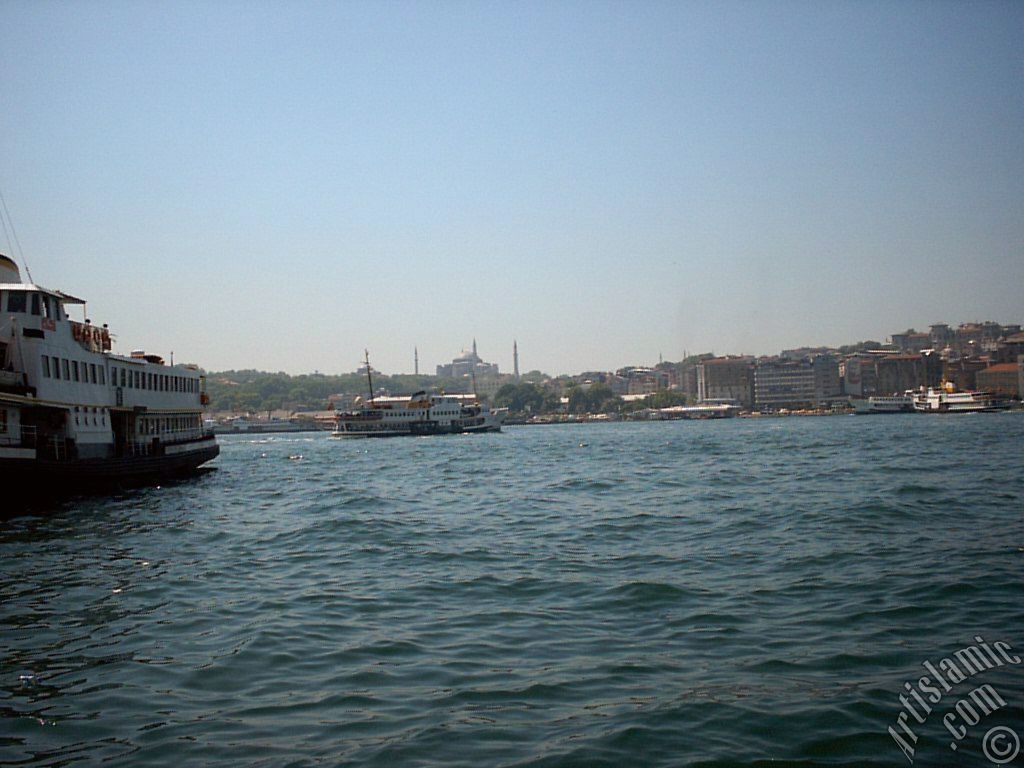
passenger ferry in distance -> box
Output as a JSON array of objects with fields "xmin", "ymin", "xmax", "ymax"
[
  {"xmin": 332, "ymin": 351, "xmax": 506, "ymax": 438},
  {"xmin": 0, "ymin": 254, "xmax": 218, "ymax": 498},
  {"xmin": 910, "ymin": 381, "xmax": 1010, "ymax": 413},
  {"xmin": 850, "ymin": 394, "xmax": 915, "ymax": 415}
]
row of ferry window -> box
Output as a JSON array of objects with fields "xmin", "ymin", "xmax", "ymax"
[
  {"xmin": 41, "ymin": 355, "xmax": 107, "ymax": 385},
  {"xmin": 139, "ymin": 415, "xmax": 202, "ymax": 435},
  {"xmin": 73, "ymin": 405, "xmax": 107, "ymax": 428},
  {"xmin": 109, "ymin": 366, "xmax": 198, "ymax": 393},
  {"xmin": 39, "ymin": 355, "xmax": 197, "ymax": 393},
  {"xmin": 3, "ymin": 290, "xmax": 63, "ymax": 319}
]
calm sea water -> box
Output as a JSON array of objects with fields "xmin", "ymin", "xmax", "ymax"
[{"xmin": 2, "ymin": 415, "xmax": 1022, "ymax": 767}]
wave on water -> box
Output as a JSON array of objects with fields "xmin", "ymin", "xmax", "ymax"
[{"xmin": 2, "ymin": 416, "xmax": 1023, "ymax": 767}]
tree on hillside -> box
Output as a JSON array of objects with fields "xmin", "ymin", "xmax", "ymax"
[
  {"xmin": 567, "ymin": 382, "xmax": 620, "ymax": 414},
  {"xmin": 494, "ymin": 382, "xmax": 559, "ymax": 414}
]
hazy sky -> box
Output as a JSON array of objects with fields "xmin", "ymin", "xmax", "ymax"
[{"xmin": 2, "ymin": 0, "xmax": 1021, "ymax": 375}]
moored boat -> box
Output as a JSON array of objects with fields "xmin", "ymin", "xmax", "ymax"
[
  {"xmin": 0, "ymin": 254, "xmax": 218, "ymax": 499},
  {"xmin": 910, "ymin": 381, "xmax": 1009, "ymax": 413},
  {"xmin": 850, "ymin": 394, "xmax": 915, "ymax": 414}
]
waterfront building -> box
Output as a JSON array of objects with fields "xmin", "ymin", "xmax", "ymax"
[
  {"xmin": 753, "ymin": 356, "xmax": 840, "ymax": 411},
  {"xmin": 697, "ymin": 356, "xmax": 754, "ymax": 409},
  {"xmin": 874, "ymin": 354, "xmax": 941, "ymax": 395},
  {"xmin": 841, "ymin": 355, "xmax": 879, "ymax": 397},
  {"xmin": 975, "ymin": 363, "xmax": 1020, "ymax": 398},
  {"xmin": 942, "ymin": 357, "xmax": 989, "ymax": 392}
]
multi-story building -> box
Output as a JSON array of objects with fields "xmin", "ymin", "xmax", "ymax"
[
  {"xmin": 841, "ymin": 355, "xmax": 879, "ymax": 397},
  {"xmin": 875, "ymin": 354, "xmax": 934, "ymax": 395},
  {"xmin": 615, "ymin": 366, "xmax": 673, "ymax": 395},
  {"xmin": 754, "ymin": 356, "xmax": 840, "ymax": 411},
  {"xmin": 929, "ymin": 323, "xmax": 953, "ymax": 348},
  {"xmin": 890, "ymin": 330, "xmax": 932, "ymax": 352},
  {"xmin": 697, "ymin": 356, "xmax": 754, "ymax": 408},
  {"xmin": 976, "ymin": 363, "xmax": 1020, "ymax": 398},
  {"xmin": 942, "ymin": 357, "xmax": 989, "ymax": 391}
]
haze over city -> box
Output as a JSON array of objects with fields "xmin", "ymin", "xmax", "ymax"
[{"xmin": 2, "ymin": 1, "xmax": 1021, "ymax": 376}]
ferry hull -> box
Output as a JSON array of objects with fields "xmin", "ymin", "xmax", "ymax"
[
  {"xmin": 1, "ymin": 440, "xmax": 219, "ymax": 502},
  {"xmin": 333, "ymin": 421, "xmax": 504, "ymax": 438}
]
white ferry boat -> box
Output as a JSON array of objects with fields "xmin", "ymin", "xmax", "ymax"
[
  {"xmin": 850, "ymin": 395, "xmax": 915, "ymax": 414},
  {"xmin": 910, "ymin": 382, "xmax": 1008, "ymax": 413},
  {"xmin": 332, "ymin": 352, "xmax": 506, "ymax": 438},
  {"xmin": 333, "ymin": 392, "xmax": 507, "ymax": 437},
  {"xmin": 0, "ymin": 254, "xmax": 218, "ymax": 497}
]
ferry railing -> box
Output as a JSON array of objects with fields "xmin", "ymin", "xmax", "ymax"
[
  {"xmin": 126, "ymin": 428, "xmax": 214, "ymax": 456},
  {"xmin": 4, "ymin": 426, "xmax": 70, "ymax": 460},
  {"xmin": 140, "ymin": 428, "xmax": 213, "ymax": 444},
  {"xmin": 0, "ymin": 424, "xmax": 33, "ymax": 447}
]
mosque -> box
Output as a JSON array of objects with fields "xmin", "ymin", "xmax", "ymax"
[{"xmin": 435, "ymin": 340, "xmax": 500, "ymax": 378}]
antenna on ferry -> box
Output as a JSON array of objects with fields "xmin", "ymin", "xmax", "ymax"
[
  {"xmin": 364, "ymin": 349, "xmax": 374, "ymax": 404},
  {"xmin": 0, "ymin": 188, "xmax": 33, "ymax": 284}
]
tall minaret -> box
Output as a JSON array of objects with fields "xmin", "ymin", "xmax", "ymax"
[
  {"xmin": 513, "ymin": 340, "xmax": 520, "ymax": 379},
  {"xmin": 414, "ymin": 347, "xmax": 419, "ymax": 375},
  {"xmin": 472, "ymin": 338, "xmax": 478, "ymax": 363}
]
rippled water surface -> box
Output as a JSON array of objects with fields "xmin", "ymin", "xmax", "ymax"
[{"xmin": 2, "ymin": 415, "xmax": 1023, "ymax": 767}]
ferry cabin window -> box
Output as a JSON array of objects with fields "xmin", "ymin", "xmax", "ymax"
[
  {"xmin": 99, "ymin": 368, "xmax": 105, "ymax": 385},
  {"xmin": 90, "ymin": 363, "xmax": 97, "ymax": 383},
  {"xmin": 30, "ymin": 293, "xmax": 41, "ymax": 315},
  {"xmin": 62, "ymin": 359, "xmax": 70, "ymax": 379},
  {"xmin": 41, "ymin": 355, "xmax": 50, "ymax": 377},
  {"xmin": 72, "ymin": 361, "xmax": 80, "ymax": 382},
  {"xmin": 6, "ymin": 292, "xmax": 26, "ymax": 313}
]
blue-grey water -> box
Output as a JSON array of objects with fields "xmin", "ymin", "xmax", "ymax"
[{"xmin": 2, "ymin": 415, "xmax": 1023, "ymax": 767}]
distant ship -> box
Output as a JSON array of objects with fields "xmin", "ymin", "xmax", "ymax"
[
  {"xmin": 333, "ymin": 392, "xmax": 506, "ymax": 437},
  {"xmin": 0, "ymin": 254, "xmax": 218, "ymax": 497},
  {"xmin": 332, "ymin": 351, "xmax": 506, "ymax": 438},
  {"xmin": 850, "ymin": 395, "xmax": 915, "ymax": 414},
  {"xmin": 910, "ymin": 382, "xmax": 1009, "ymax": 413}
]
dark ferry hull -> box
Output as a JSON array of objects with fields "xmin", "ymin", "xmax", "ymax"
[{"xmin": 0, "ymin": 439, "xmax": 219, "ymax": 499}]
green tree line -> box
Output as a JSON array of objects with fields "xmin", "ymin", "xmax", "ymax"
[{"xmin": 204, "ymin": 370, "xmax": 467, "ymax": 413}]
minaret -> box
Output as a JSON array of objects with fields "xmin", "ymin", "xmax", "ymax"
[
  {"xmin": 414, "ymin": 347, "xmax": 419, "ymax": 375},
  {"xmin": 513, "ymin": 340, "xmax": 520, "ymax": 379},
  {"xmin": 472, "ymin": 338, "xmax": 478, "ymax": 363}
]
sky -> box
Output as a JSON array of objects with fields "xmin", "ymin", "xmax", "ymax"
[{"xmin": 1, "ymin": 0, "xmax": 1022, "ymax": 376}]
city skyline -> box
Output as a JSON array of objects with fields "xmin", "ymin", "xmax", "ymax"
[
  {"xmin": 2, "ymin": 1, "xmax": 1022, "ymax": 376},
  {"xmin": 211, "ymin": 316, "xmax": 1022, "ymax": 378}
]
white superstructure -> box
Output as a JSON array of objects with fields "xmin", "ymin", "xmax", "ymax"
[
  {"xmin": 0, "ymin": 254, "xmax": 218, "ymax": 493},
  {"xmin": 910, "ymin": 382, "xmax": 1007, "ymax": 413},
  {"xmin": 851, "ymin": 395, "xmax": 915, "ymax": 414},
  {"xmin": 333, "ymin": 392, "xmax": 506, "ymax": 438}
]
